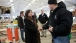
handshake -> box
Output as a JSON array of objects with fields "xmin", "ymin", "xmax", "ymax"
[
  {"xmin": 38, "ymin": 27, "xmax": 43, "ymax": 31},
  {"xmin": 38, "ymin": 26, "xmax": 53, "ymax": 32}
]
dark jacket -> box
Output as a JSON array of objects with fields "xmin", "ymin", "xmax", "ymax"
[
  {"xmin": 24, "ymin": 18, "xmax": 41, "ymax": 43},
  {"xmin": 38, "ymin": 13, "xmax": 48, "ymax": 24},
  {"xmin": 18, "ymin": 16, "xmax": 24, "ymax": 29},
  {"xmin": 32, "ymin": 15, "xmax": 38, "ymax": 23},
  {"xmin": 43, "ymin": 1, "xmax": 73, "ymax": 36}
]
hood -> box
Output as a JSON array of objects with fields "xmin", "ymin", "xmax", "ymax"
[
  {"xmin": 58, "ymin": 1, "xmax": 66, "ymax": 9},
  {"xmin": 55, "ymin": 1, "xmax": 66, "ymax": 11}
]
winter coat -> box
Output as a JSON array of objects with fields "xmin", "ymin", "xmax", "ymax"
[
  {"xmin": 18, "ymin": 16, "xmax": 25, "ymax": 29},
  {"xmin": 43, "ymin": 1, "xmax": 73, "ymax": 36},
  {"xmin": 38, "ymin": 13, "xmax": 48, "ymax": 24},
  {"xmin": 24, "ymin": 18, "xmax": 41, "ymax": 43}
]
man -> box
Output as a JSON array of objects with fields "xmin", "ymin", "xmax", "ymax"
[
  {"xmin": 18, "ymin": 11, "xmax": 25, "ymax": 42},
  {"xmin": 15, "ymin": 16, "xmax": 19, "ymax": 20},
  {"xmin": 38, "ymin": 10, "xmax": 48, "ymax": 37},
  {"xmin": 33, "ymin": 12, "xmax": 38, "ymax": 23},
  {"xmin": 39, "ymin": 0, "xmax": 73, "ymax": 43}
]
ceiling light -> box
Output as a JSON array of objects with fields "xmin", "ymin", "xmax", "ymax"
[
  {"xmin": 11, "ymin": 4, "xmax": 14, "ymax": 6},
  {"xmin": 58, "ymin": 0, "xmax": 65, "ymax": 3},
  {"xmin": 23, "ymin": 0, "xmax": 36, "ymax": 11},
  {"xmin": 10, "ymin": 0, "xmax": 13, "ymax": 2},
  {"xmin": 11, "ymin": 6, "xmax": 15, "ymax": 13},
  {"xmin": 33, "ymin": 5, "xmax": 48, "ymax": 11},
  {"xmin": 61, "ymin": 0, "xmax": 65, "ymax": 1}
]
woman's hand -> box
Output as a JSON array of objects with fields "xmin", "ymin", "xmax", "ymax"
[{"xmin": 38, "ymin": 27, "xmax": 43, "ymax": 31}]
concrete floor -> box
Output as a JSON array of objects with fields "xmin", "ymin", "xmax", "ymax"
[
  {"xmin": 40, "ymin": 31, "xmax": 76, "ymax": 43},
  {"xmin": 0, "ymin": 30, "xmax": 76, "ymax": 43}
]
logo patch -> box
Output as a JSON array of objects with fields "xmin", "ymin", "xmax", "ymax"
[
  {"xmin": 54, "ymin": 15, "xmax": 57, "ymax": 19},
  {"xmin": 43, "ymin": 16, "xmax": 45, "ymax": 17}
]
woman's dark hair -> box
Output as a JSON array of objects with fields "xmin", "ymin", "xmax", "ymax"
[
  {"xmin": 25, "ymin": 9, "xmax": 38, "ymax": 27},
  {"xmin": 25, "ymin": 9, "xmax": 32, "ymax": 18}
]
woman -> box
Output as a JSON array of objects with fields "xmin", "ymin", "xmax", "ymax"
[
  {"xmin": 33, "ymin": 12, "xmax": 38, "ymax": 23},
  {"xmin": 24, "ymin": 9, "xmax": 41, "ymax": 43}
]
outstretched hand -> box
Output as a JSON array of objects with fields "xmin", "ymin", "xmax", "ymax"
[
  {"xmin": 48, "ymin": 26, "xmax": 53, "ymax": 32},
  {"xmin": 38, "ymin": 27, "xmax": 43, "ymax": 31}
]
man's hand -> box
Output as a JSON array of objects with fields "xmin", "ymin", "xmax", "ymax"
[
  {"xmin": 48, "ymin": 26, "xmax": 53, "ymax": 32},
  {"xmin": 38, "ymin": 27, "xmax": 43, "ymax": 31}
]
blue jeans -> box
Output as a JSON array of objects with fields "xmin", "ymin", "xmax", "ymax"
[
  {"xmin": 20, "ymin": 29, "xmax": 25, "ymax": 41},
  {"xmin": 53, "ymin": 36, "xmax": 70, "ymax": 43}
]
